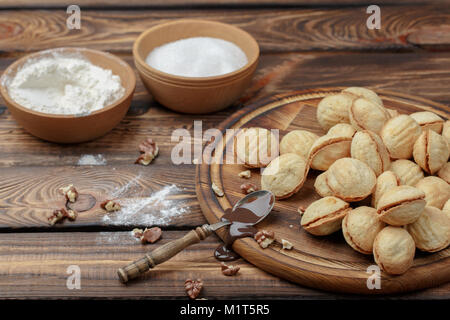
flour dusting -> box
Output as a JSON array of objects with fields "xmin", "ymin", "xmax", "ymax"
[
  {"xmin": 77, "ymin": 154, "xmax": 107, "ymax": 166},
  {"xmin": 103, "ymin": 184, "xmax": 188, "ymax": 226}
]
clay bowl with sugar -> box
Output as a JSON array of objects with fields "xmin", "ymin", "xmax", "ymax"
[
  {"xmin": 0, "ymin": 47, "xmax": 136, "ymax": 143},
  {"xmin": 133, "ymin": 19, "xmax": 260, "ymax": 114}
]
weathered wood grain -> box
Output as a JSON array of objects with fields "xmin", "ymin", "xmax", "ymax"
[
  {"xmin": 0, "ymin": 231, "xmax": 447, "ymax": 299},
  {"xmin": 1, "ymin": 52, "xmax": 449, "ymax": 168},
  {"xmin": 0, "ymin": 165, "xmax": 205, "ymax": 229},
  {"xmin": 0, "ymin": 0, "xmax": 443, "ymax": 9},
  {"xmin": 0, "ymin": 6, "xmax": 449, "ymax": 53}
]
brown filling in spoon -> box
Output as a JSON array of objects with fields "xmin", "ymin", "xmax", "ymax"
[{"xmin": 117, "ymin": 190, "xmax": 275, "ymax": 283}]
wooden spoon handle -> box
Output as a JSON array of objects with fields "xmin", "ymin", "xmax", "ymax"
[{"xmin": 117, "ymin": 224, "xmax": 212, "ymax": 283}]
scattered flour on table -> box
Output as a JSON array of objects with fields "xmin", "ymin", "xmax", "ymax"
[
  {"xmin": 103, "ymin": 184, "xmax": 188, "ymax": 226},
  {"xmin": 77, "ymin": 154, "xmax": 107, "ymax": 165},
  {"xmin": 6, "ymin": 51, "xmax": 125, "ymax": 115}
]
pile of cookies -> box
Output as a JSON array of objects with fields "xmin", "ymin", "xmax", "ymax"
[{"xmin": 236, "ymin": 87, "xmax": 450, "ymax": 275}]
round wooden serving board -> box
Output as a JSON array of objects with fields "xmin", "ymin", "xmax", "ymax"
[{"xmin": 196, "ymin": 87, "xmax": 450, "ymax": 294}]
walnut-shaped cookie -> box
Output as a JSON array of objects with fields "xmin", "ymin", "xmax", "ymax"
[
  {"xmin": 376, "ymin": 185, "xmax": 426, "ymax": 226},
  {"xmin": 386, "ymin": 108, "xmax": 399, "ymax": 118},
  {"xmin": 380, "ymin": 115, "xmax": 422, "ymax": 159},
  {"xmin": 443, "ymin": 199, "xmax": 450, "ymax": 217},
  {"xmin": 261, "ymin": 153, "xmax": 309, "ymax": 199},
  {"xmin": 410, "ymin": 111, "xmax": 444, "ymax": 134},
  {"xmin": 415, "ymin": 176, "xmax": 450, "ymax": 209},
  {"xmin": 443, "ymin": 120, "xmax": 450, "ymax": 145},
  {"xmin": 349, "ymin": 98, "xmax": 390, "ymax": 134},
  {"xmin": 407, "ymin": 206, "xmax": 450, "ymax": 253},
  {"xmin": 316, "ymin": 93, "xmax": 353, "ymax": 131},
  {"xmin": 235, "ymin": 127, "xmax": 279, "ymax": 168},
  {"xmin": 314, "ymin": 171, "xmax": 332, "ymax": 197},
  {"xmin": 413, "ymin": 129, "xmax": 449, "ymax": 174},
  {"xmin": 301, "ymin": 196, "xmax": 351, "ymax": 236},
  {"xmin": 308, "ymin": 133, "xmax": 352, "ymax": 171},
  {"xmin": 342, "ymin": 206, "xmax": 385, "ymax": 254},
  {"xmin": 389, "ymin": 159, "xmax": 424, "ymax": 186},
  {"xmin": 342, "ymin": 87, "xmax": 383, "ymax": 107},
  {"xmin": 438, "ymin": 162, "xmax": 450, "ymax": 184},
  {"xmin": 280, "ymin": 130, "xmax": 319, "ymax": 159},
  {"xmin": 373, "ymin": 226, "xmax": 415, "ymax": 275},
  {"xmin": 351, "ymin": 130, "xmax": 390, "ymax": 176},
  {"xmin": 327, "ymin": 123, "xmax": 356, "ymax": 138},
  {"xmin": 371, "ymin": 171, "xmax": 400, "ymax": 208},
  {"xmin": 326, "ymin": 158, "xmax": 376, "ymax": 202}
]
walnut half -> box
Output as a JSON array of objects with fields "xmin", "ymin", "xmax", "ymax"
[
  {"xmin": 254, "ymin": 230, "xmax": 275, "ymax": 249},
  {"xmin": 185, "ymin": 279, "xmax": 203, "ymax": 299},
  {"xmin": 140, "ymin": 227, "xmax": 162, "ymax": 244},
  {"xmin": 240, "ymin": 183, "xmax": 258, "ymax": 194},
  {"xmin": 221, "ymin": 262, "xmax": 240, "ymax": 276},
  {"xmin": 100, "ymin": 200, "xmax": 121, "ymax": 212},
  {"xmin": 59, "ymin": 184, "xmax": 78, "ymax": 203}
]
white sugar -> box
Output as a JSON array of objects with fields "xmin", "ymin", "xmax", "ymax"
[
  {"xmin": 103, "ymin": 184, "xmax": 188, "ymax": 226},
  {"xmin": 77, "ymin": 154, "xmax": 107, "ymax": 166},
  {"xmin": 145, "ymin": 37, "xmax": 248, "ymax": 77}
]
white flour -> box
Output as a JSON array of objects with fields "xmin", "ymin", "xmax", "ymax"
[
  {"xmin": 7, "ymin": 54, "xmax": 125, "ymax": 115},
  {"xmin": 77, "ymin": 154, "xmax": 107, "ymax": 166},
  {"xmin": 146, "ymin": 37, "xmax": 248, "ymax": 77},
  {"xmin": 103, "ymin": 184, "xmax": 188, "ymax": 226}
]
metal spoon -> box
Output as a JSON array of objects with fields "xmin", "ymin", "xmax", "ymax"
[{"xmin": 117, "ymin": 190, "xmax": 275, "ymax": 283}]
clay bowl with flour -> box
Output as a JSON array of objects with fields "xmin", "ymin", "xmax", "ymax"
[
  {"xmin": 0, "ymin": 47, "xmax": 136, "ymax": 143},
  {"xmin": 133, "ymin": 19, "xmax": 260, "ymax": 114}
]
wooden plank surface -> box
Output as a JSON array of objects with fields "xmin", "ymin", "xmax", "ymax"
[
  {"xmin": 0, "ymin": 0, "xmax": 445, "ymax": 9},
  {"xmin": 0, "ymin": 231, "xmax": 448, "ymax": 299},
  {"xmin": 1, "ymin": 6, "xmax": 449, "ymax": 54}
]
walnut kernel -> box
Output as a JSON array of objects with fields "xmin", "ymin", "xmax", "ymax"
[
  {"xmin": 221, "ymin": 262, "xmax": 240, "ymax": 276},
  {"xmin": 185, "ymin": 279, "xmax": 203, "ymax": 299},
  {"xmin": 254, "ymin": 230, "xmax": 275, "ymax": 248}
]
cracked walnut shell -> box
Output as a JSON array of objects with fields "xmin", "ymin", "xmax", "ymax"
[
  {"xmin": 413, "ymin": 129, "xmax": 449, "ymax": 174},
  {"xmin": 235, "ymin": 127, "xmax": 279, "ymax": 168},
  {"xmin": 373, "ymin": 226, "xmax": 415, "ymax": 275},
  {"xmin": 406, "ymin": 206, "xmax": 450, "ymax": 253},
  {"xmin": 389, "ymin": 159, "xmax": 424, "ymax": 186},
  {"xmin": 316, "ymin": 93, "xmax": 353, "ymax": 131},
  {"xmin": 350, "ymin": 130, "xmax": 390, "ymax": 176},
  {"xmin": 371, "ymin": 171, "xmax": 400, "ymax": 208},
  {"xmin": 376, "ymin": 185, "xmax": 426, "ymax": 226},
  {"xmin": 280, "ymin": 130, "xmax": 319, "ymax": 159},
  {"xmin": 380, "ymin": 115, "xmax": 422, "ymax": 159},
  {"xmin": 415, "ymin": 176, "xmax": 450, "ymax": 209},
  {"xmin": 342, "ymin": 206, "xmax": 385, "ymax": 254},
  {"xmin": 325, "ymin": 158, "xmax": 376, "ymax": 202},
  {"xmin": 410, "ymin": 111, "xmax": 444, "ymax": 134},
  {"xmin": 349, "ymin": 98, "xmax": 390, "ymax": 134},
  {"xmin": 301, "ymin": 196, "xmax": 351, "ymax": 236},
  {"xmin": 261, "ymin": 153, "xmax": 309, "ymax": 199}
]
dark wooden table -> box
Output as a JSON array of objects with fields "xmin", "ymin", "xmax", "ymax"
[{"xmin": 0, "ymin": 0, "xmax": 449, "ymax": 299}]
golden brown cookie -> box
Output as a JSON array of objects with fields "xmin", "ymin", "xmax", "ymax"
[
  {"xmin": 279, "ymin": 130, "xmax": 319, "ymax": 159},
  {"xmin": 314, "ymin": 171, "xmax": 333, "ymax": 197},
  {"xmin": 376, "ymin": 185, "xmax": 426, "ymax": 226},
  {"xmin": 327, "ymin": 123, "xmax": 356, "ymax": 138},
  {"xmin": 406, "ymin": 206, "xmax": 450, "ymax": 252},
  {"xmin": 350, "ymin": 130, "xmax": 390, "ymax": 176},
  {"xmin": 371, "ymin": 171, "xmax": 401, "ymax": 208},
  {"xmin": 235, "ymin": 127, "xmax": 279, "ymax": 168},
  {"xmin": 316, "ymin": 94, "xmax": 353, "ymax": 131},
  {"xmin": 301, "ymin": 196, "xmax": 351, "ymax": 236},
  {"xmin": 342, "ymin": 206, "xmax": 385, "ymax": 254},
  {"xmin": 389, "ymin": 159, "xmax": 424, "ymax": 186},
  {"xmin": 413, "ymin": 129, "xmax": 449, "ymax": 174},
  {"xmin": 415, "ymin": 176, "xmax": 450, "ymax": 209},
  {"xmin": 342, "ymin": 87, "xmax": 383, "ymax": 106},
  {"xmin": 438, "ymin": 162, "xmax": 450, "ymax": 184},
  {"xmin": 373, "ymin": 226, "xmax": 415, "ymax": 275},
  {"xmin": 380, "ymin": 115, "xmax": 422, "ymax": 159},
  {"xmin": 410, "ymin": 111, "xmax": 444, "ymax": 134},
  {"xmin": 261, "ymin": 153, "xmax": 309, "ymax": 199},
  {"xmin": 349, "ymin": 98, "xmax": 390, "ymax": 134},
  {"xmin": 326, "ymin": 158, "xmax": 376, "ymax": 202},
  {"xmin": 308, "ymin": 134, "xmax": 352, "ymax": 171}
]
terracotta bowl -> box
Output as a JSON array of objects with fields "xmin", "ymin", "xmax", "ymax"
[
  {"xmin": 133, "ymin": 19, "xmax": 259, "ymax": 114},
  {"xmin": 0, "ymin": 48, "xmax": 136, "ymax": 143}
]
